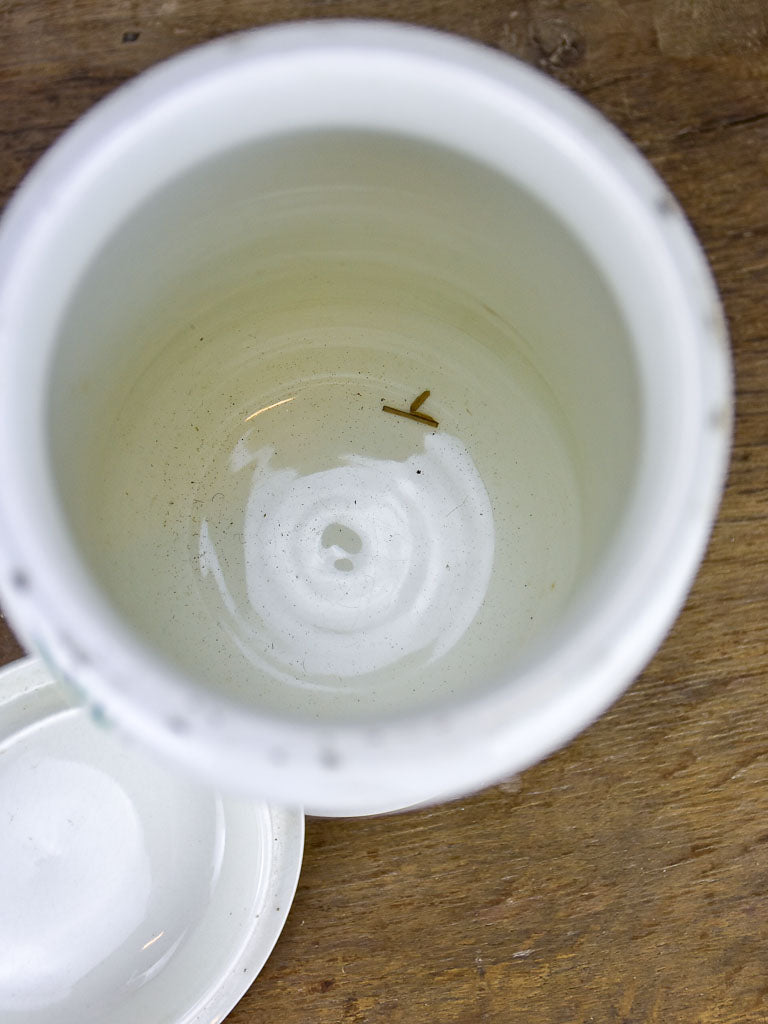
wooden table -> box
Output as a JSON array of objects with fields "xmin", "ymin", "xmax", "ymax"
[{"xmin": 2, "ymin": 2, "xmax": 767, "ymax": 1021}]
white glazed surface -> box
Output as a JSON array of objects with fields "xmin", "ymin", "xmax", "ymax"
[
  {"xmin": 0, "ymin": 23, "xmax": 732, "ymax": 814},
  {"xmin": 0, "ymin": 658, "xmax": 304, "ymax": 1022},
  {"xmin": 203, "ymin": 430, "xmax": 496, "ymax": 680}
]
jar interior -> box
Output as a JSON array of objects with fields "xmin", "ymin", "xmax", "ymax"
[{"xmin": 49, "ymin": 130, "xmax": 640, "ymax": 721}]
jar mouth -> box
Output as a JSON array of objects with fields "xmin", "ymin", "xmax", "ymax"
[{"xmin": 0, "ymin": 22, "xmax": 731, "ymax": 811}]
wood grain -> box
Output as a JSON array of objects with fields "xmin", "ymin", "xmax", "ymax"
[{"xmin": 2, "ymin": 2, "xmax": 767, "ymax": 1021}]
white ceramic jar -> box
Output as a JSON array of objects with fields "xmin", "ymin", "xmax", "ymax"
[{"xmin": 0, "ymin": 22, "xmax": 731, "ymax": 815}]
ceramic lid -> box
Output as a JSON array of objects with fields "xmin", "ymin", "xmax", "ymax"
[{"xmin": 0, "ymin": 657, "xmax": 303, "ymax": 1024}]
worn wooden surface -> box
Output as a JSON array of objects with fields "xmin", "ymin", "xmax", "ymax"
[{"xmin": 2, "ymin": 2, "xmax": 768, "ymax": 1021}]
